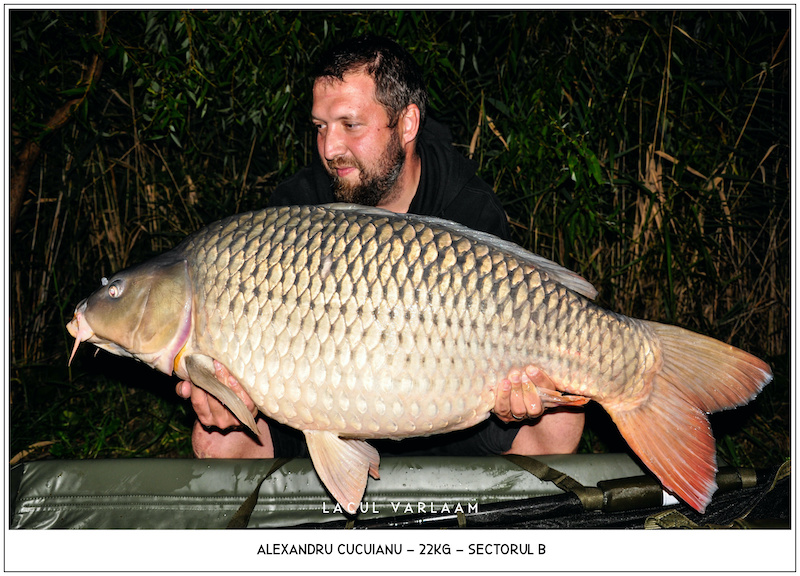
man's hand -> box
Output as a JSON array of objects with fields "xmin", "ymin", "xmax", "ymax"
[
  {"xmin": 494, "ymin": 365, "xmax": 590, "ymax": 423},
  {"xmin": 493, "ymin": 365, "xmax": 553, "ymax": 423},
  {"xmin": 175, "ymin": 360, "xmax": 257, "ymax": 430}
]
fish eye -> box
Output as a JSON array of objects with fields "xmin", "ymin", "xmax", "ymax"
[{"xmin": 107, "ymin": 280, "xmax": 123, "ymax": 298}]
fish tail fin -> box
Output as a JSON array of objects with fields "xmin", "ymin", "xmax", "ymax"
[{"xmin": 606, "ymin": 321, "xmax": 772, "ymax": 513}]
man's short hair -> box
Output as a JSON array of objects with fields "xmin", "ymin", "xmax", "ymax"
[{"xmin": 312, "ymin": 34, "xmax": 429, "ymax": 128}]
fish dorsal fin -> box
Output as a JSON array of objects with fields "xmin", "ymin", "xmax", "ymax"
[
  {"xmin": 185, "ymin": 354, "xmax": 258, "ymax": 435},
  {"xmin": 321, "ymin": 203, "xmax": 598, "ymax": 300},
  {"xmin": 304, "ymin": 430, "xmax": 380, "ymax": 513}
]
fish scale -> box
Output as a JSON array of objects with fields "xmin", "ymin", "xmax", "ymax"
[
  {"xmin": 195, "ymin": 207, "xmax": 638, "ymax": 438},
  {"xmin": 67, "ymin": 203, "xmax": 771, "ymax": 513}
]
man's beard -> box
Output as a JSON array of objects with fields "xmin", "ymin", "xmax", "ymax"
[{"xmin": 328, "ymin": 131, "xmax": 406, "ymax": 206}]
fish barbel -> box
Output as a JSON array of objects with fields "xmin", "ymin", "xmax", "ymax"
[{"xmin": 66, "ymin": 204, "xmax": 771, "ymax": 513}]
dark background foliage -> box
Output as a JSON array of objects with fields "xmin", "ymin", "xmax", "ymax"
[{"xmin": 9, "ymin": 10, "xmax": 790, "ymax": 467}]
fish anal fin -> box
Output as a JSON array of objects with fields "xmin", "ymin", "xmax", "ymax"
[
  {"xmin": 185, "ymin": 354, "xmax": 258, "ymax": 435},
  {"xmin": 304, "ymin": 430, "xmax": 380, "ymax": 513},
  {"xmin": 536, "ymin": 387, "xmax": 591, "ymax": 408}
]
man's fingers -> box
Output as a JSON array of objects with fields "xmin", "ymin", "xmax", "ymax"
[
  {"xmin": 493, "ymin": 365, "xmax": 555, "ymax": 422},
  {"xmin": 524, "ymin": 365, "xmax": 556, "ymax": 390},
  {"xmin": 214, "ymin": 360, "xmax": 258, "ymax": 417},
  {"xmin": 188, "ymin": 380, "xmax": 246, "ymax": 429},
  {"xmin": 175, "ymin": 380, "xmax": 192, "ymax": 399},
  {"xmin": 494, "ymin": 370, "xmax": 537, "ymax": 423},
  {"xmin": 509, "ymin": 381, "xmax": 530, "ymax": 420},
  {"xmin": 180, "ymin": 361, "xmax": 258, "ymax": 428},
  {"xmin": 517, "ymin": 374, "xmax": 544, "ymax": 419}
]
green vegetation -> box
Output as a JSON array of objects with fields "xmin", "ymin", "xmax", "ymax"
[{"xmin": 10, "ymin": 10, "xmax": 790, "ymax": 467}]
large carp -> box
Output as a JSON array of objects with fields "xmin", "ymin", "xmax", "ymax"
[{"xmin": 67, "ymin": 204, "xmax": 771, "ymax": 513}]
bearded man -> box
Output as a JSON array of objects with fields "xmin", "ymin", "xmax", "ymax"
[{"xmin": 177, "ymin": 34, "xmax": 585, "ymax": 461}]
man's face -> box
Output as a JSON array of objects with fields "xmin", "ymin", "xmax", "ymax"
[{"xmin": 312, "ymin": 71, "xmax": 406, "ymax": 205}]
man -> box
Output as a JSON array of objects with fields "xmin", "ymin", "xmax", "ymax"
[{"xmin": 176, "ymin": 34, "xmax": 585, "ymax": 459}]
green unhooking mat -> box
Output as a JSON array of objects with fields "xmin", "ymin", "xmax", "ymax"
[{"xmin": 9, "ymin": 454, "xmax": 790, "ymax": 529}]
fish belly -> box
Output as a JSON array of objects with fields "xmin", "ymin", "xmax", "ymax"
[{"xmin": 186, "ymin": 205, "xmax": 653, "ymax": 440}]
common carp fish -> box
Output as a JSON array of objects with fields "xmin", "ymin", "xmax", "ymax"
[{"xmin": 67, "ymin": 204, "xmax": 771, "ymax": 513}]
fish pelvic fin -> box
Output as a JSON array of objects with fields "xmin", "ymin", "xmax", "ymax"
[
  {"xmin": 607, "ymin": 321, "xmax": 772, "ymax": 514},
  {"xmin": 185, "ymin": 354, "xmax": 258, "ymax": 435},
  {"xmin": 304, "ymin": 430, "xmax": 380, "ymax": 514}
]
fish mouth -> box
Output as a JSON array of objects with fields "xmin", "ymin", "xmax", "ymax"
[
  {"xmin": 65, "ymin": 300, "xmax": 149, "ymax": 369},
  {"xmin": 67, "ymin": 301, "xmax": 95, "ymax": 365}
]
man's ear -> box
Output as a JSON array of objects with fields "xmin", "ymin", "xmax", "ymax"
[{"xmin": 400, "ymin": 104, "xmax": 421, "ymax": 146}]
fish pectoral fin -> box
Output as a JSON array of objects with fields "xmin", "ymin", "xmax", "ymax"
[
  {"xmin": 536, "ymin": 388, "xmax": 591, "ymax": 408},
  {"xmin": 184, "ymin": 354, "xmax": 258, "ymax": 435},
  {"xmin": 304, "ymin": 430, "xmax": 380, "ymax": 513}
]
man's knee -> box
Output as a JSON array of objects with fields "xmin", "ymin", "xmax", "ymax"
[
  {"xmin": 192, "ymin": 420, "xmax": 225, "ymax": 459},
  {"xmin": 191, "ymin": 418, "xmax": 275, "ymax": 459},
  {"xmin": 505, "ymin": 411, "xmax": 585, "ymax": 456}
]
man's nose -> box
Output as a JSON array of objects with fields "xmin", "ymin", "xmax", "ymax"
[{"xmin": 320, "ymin": 125, "xmax": 346, "ymax": 160}]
